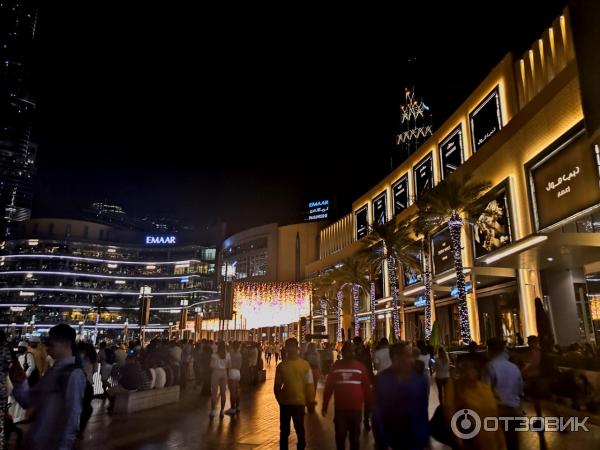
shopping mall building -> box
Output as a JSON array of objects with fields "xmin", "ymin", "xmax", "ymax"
[
  {"xmin": 0, "ymin": 218, "xmax": 220, "ymax": 340},
  {"xmin": 307, "ymin": 7, "xmax": 600, "ymax": 347}
]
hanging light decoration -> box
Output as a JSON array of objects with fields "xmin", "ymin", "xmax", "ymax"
[{"xmin": 233, "ymin": 281, "xmax": 311, "ymax": 329}]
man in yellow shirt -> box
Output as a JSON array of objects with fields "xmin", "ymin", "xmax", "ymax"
[{"xmin": 274, "ymin": 338, "xmax": 314, "ymax": 450}]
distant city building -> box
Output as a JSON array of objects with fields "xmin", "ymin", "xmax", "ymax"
[
  {"xmin": 0, "ymin": 0, "xmax": 39, "ymax": 237},
  {"xmin": 0, "ymin": 217, "xmax": 221, "ymax": 340}
]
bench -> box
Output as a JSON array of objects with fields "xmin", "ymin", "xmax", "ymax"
[{"xmin": 113, "ymin": 385, "xmax": 181, "ymax": 414}]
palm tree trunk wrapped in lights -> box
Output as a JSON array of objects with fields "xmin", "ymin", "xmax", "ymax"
[
  {"xmin": 363, "ymin": 222, "xmax": 421, "ymax": 343},
  {"xmin": 422, "ymin": 244, "xmax": 433, "ymax": 340},
  {"xmin": 369, "ymin": 281, "xmax": 376, "ymax": 338},
  {"xmin": 449, "ymin": 211, "xmax": 470, "ymax": 343},
  {"xmin": 416, "ymin": 174, "xmax": 491, "ymax": 345},
  {"xmin": 387, "ymin": 256, "xmax": 401, "ymax": 340},
  {"xmin": 336, "ymin": 289, "xmax": 343, "ymax": 342},
  {"xmin": 352, "ymin": 284, "xmax": 361, "ymax": 337}
]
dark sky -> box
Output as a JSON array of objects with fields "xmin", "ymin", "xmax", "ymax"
[{"xmin": 30, "ymin": 1, "xmax": 567, "ymax": 235}]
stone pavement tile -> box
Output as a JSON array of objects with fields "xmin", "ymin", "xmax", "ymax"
[{"xmin": 80, "ymin": 365, "xmax": 600, "ymax": 450}]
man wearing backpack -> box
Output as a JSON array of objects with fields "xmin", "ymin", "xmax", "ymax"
[{"xmin": 10, "ymin": 324, "xmax": 86, "ymax": 450}]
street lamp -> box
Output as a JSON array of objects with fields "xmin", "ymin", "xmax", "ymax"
[
  {"xmin": 193, "ymin": 307, "xmax": 203, "ymax": 342},
  {"xmin": 179, "ymin": 299, "xmax": 189, "ymax": 340}
]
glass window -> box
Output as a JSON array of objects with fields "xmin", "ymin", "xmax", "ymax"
[{"xmin": 249, "ymin": 252, "xmax": 268, "ymax": 277}]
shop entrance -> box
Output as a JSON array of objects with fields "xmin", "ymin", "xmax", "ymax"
[{"xmin": 477, "ymin": 284, "xmax": 521, "ymax": 345}]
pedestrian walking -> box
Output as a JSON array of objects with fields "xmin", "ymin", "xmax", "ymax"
[
  {"xmin": 486, "ymin": 338, "xmax": 523, "ymax": 450},
  {"xmin": 10, "ymin": 324, "xmax": 86, "ymax": 450},
  {"xmin": 372, "ymin": 342, "xmax": 429, "ymax": 450},
  {"xmin": 209, "ymin": 341, "xmax": 231, "ymax": 418},
  {"xmin": 444, "ymin": 352, "xmax": 505, "ymax": 450},
  {"xmin": 433, "ymin": 346, "xmax": 450, "ymax": 404},
  {"xmin": 373, "ymin": 338, "xmax": 391, "ymax": 374},
  {"xmin": 274, "ymin": 338, "xmax": 315, "ymax": 450},
  {"xmin": 322, "ymin": 343, "xmax": 372, "ymax": 450},
  {"xmin": 226, "ymin": 342, "xmax": 242, "ymax": 415},
  {"xmin": 304, "ymin": 342, "xmax": 320, "ymax": 413},
  {"xmin": 0, "ymin": 331, "xmax": 13, "ymax": 450}
]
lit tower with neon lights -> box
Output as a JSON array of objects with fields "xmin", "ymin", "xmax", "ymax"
[{"xmin": 394, "ymin": 87, "xmax": 433, "ymax": 164}]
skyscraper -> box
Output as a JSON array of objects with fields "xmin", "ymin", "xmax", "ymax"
[{"xmin": 0, "ymin": 1, "xmax": 38, "ymax": 237}]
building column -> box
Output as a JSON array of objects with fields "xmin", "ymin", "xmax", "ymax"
[
  {"xmin": 467, "ymin": 273, "xmax": 480, "ymax": 344},
  {"xmin": 518, "ymin": 268, "xmax": 540, "ymax": 339},
  {"xmin": 385, "ymin": 308, "xmax": 391, "ymax": 341}
]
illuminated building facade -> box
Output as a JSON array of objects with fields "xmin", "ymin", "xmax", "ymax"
[
  {"xmin": 218, "ymin": 222, "xmax": 322, "ymax": 341},
  {"xmin": 309, "ymin": 7, "xmax": 600, "ymax": 347},
  {"xmin": 0, "ymin": 218, "xmax": 219, "ymax": 339}
]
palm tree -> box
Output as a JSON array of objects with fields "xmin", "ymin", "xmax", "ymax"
[
  {"xmin": 413, "ymin": 219, "xmax": 434, "ymax": 340},
  {"xmin": 327, "ymin": 257, "xmax": 370, "ymax": 339},
  {"xmin": 356, "ymin": 247, "xmax": 383, "ymax": 340},
  {"xmin": 416, "ymin": 174, "xmax": 491, "ymax": 344},
  {"xmin": 312, "ymin": 270, "xmax": 338, "ymax": 337},
  {"xmin": 363, "ymin": 221, "xmax": 420, "ymax": 341}
]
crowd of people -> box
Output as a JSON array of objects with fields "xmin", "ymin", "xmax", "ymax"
[{"xmin": 0, "ymin": 323, "xmax": 598, "ymax": 450}]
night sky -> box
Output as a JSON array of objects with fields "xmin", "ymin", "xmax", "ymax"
[{"xmin": 30, "ymin": 2, "xmax": 567, "ymax": 235}]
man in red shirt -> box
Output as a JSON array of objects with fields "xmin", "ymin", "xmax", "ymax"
[{"xmin": 322, "ymin": 342, "xmax": 373, "ymax": 450}]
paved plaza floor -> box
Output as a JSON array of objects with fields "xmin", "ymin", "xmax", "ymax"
[{"xmin": 76, "ymin": 364, "xmax": 600, "ymax": 450}]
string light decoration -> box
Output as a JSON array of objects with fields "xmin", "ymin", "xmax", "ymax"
[
  {"xmin": 396, "ymin": 87, "xmax": 433, "ymax": 158},
  {"xmin": 448, "ymin": 214, "xmax": 471, "ymax": 344},
  {"xmin": 423, "ymin": 251, "xmax": 432, "ymax": 340},
  {"xmin": 352, "ymin": 284, "xmax": 361, "ymax": 338},
  {"xmin": 387, "ymin": 256, "xmax": 401, "ymax": 340},
  {"xmin": 336, "ymin": 289, "xmax": 343, "ymax": 342},
  {"xmin": 370, "ymin": 281, "xmax": 376, "ymax": 338},
  {"xmin": 233, "ymin": 282, "xmax": 311, "ymax": 329}
]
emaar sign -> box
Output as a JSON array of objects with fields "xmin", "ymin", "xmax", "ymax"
[{"xmin": 145, "ymin": 236, "xmax": 176, "ymax": 245}]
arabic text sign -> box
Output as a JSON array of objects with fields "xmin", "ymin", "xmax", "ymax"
[
  {"xmin": 372, "ymin": 191, "xmax": 387, "ymax": 225},
  {"xmin": 392, "ymin": 175, "xmax": 409, "ymax": 215},
  {"xmin": 413, "ymin": 152, "xmax": 433, "ymax": 200},
  {"xmin": 439, "ymin": 125, "xmax": 464, "ymax": 180},
  {"xmin": 355, "ymin": 205, "xmax": 369, "ymax": 240},
  {"xmin": 306, "ymin": 199, "xmax": 330, "ymax": 221},
  {"xmin": 530, "ymin": 131, "xmax": 600, "ymax": 230},
  {"xmin": 470, "ymin": 87, "xmax": 502, "ymax": 152},
  {"xmin": 432, "ymin": 227, "xmax": 453, "ymax": 275}
]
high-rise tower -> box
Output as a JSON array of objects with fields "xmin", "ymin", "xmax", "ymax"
[{"xmin": 0, "ymin": 0, "xmax": 38, "ymax": 237}]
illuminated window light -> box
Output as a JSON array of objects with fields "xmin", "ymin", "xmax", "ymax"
[
  {"xmin": 114, "ymin": 280, "xmax": 126, "ymax": 285},
  {"xmin": 0, "ymin": 271, "xmax": 202, "ymax": 281},
  {"xmin": 107, "ymin": 248, "xmax": 117, "ymax": 253},
  {"xmin": 482, "ymin": 235, "xmax": 548, "ymax": 264},
  {"xmin": 25, "ymin": 273, "xmax": 33, "ymax": 279},
  {"xmin": 107, "ymin": 263, "xmax": 118, "ymax": 269},
  {"xmin": 175, "ymin": 263, "xmax": 190, "ymax": 269},
  {"xmin": 435, "ymin": 268, "xmax": 471, "ymax": 285},
  {"xmin": 2, "ymin": 254, "xmax": 201, "ymax": 266},
  {"xmin": 402, "ymin": 285, "xmax": 425, "ymax": 296},
  {"xmin": 27, "ymin": 239, "xmax": 39, "ymax": 246},
  {"xmin": 146, "ymin": 265, "xmax": 156, "ymax": 270},
  {"xmin": 19, "ymin": 291, "xmax": 34, "ymax": 296}
]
